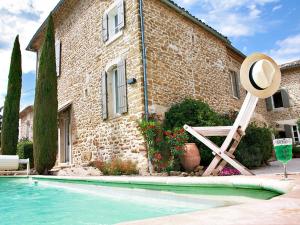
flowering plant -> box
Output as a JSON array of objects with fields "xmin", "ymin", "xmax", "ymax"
[
  {"xmin": 164, "ymin": 128, "xmax": 189, "ymax": 170},
  {"xmin": 138, "ymin": 115, "xmax": 190, "ymax": 172},
  {"xmin": 219, "ymin": 167, "xmax": 240, "ymax": 176}
]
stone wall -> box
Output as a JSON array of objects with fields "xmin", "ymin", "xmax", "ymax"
[
  {"xmin": 37, "ymin": 0, "xmax": 148, "ymax": 172},
  {"xmin": 265, "ymin": 67, "xmax": 300, "ymax": 127},
  {"xmin": 143, "ymin": 0, "xmax": 268, "ymax": 123},
  {"xmin": 19, "ymin": 110, "xmax": 34, "ymax": 141}
]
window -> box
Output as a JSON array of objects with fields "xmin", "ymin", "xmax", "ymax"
[
  {"xmin": 266, "ymin": 89, "xmax": 290, "ymax": 111},
  {"xmin": 230, "ymin": 70, "xmax": 240, "ymax": 99},
  {"xmin": 102, "ymin": 59, "xmax": 127, "ymax": 120},
  {"xmin": 292, "ymin": 125, "xmax": 299, "ymax": 143},
  {"xmin": 272, "ymin": 91, "xmax": 283, "ymax": 108},
  {"xmin": 102, "ymin": 0, "xmax": 125, "ymax": 44},
  {"xmin": 113, "ymin": 68, "xmax": 120, "ymax": 114},
  {"xmin": 55, "ymin": 40, "xmax": 61, "ymax": 76},
  {"xmin": 26, "ymin": 121, "xmax": 30, "ymax": 138}
]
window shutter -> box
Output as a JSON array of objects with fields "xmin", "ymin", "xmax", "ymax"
[
  {"xmin": 117, "ymin": 0, "xmax": 125, "ymax": 29},
  {"xmin": 102, "ymin": 13, "xmax": 108, "ymax": 42},
  {"xmin": 235, "ymin": 73, "xmax": 240, "ymax": 99},
  {"xmin": 117, "ymin": 59, "xmax": 127, "ymax": 114},
  {"xmin": 101, "ymin": 71, "xmax": 108, "ymax": 120},
  {"xmin": 55, "ymin": 41, "xmax": 61, "ymax": 76},
  {"xmin": 281, "ymin": 89, "xmax": 290, "ymax": 108},
  {"xmin": 284, "ymin": 124, "xmax": 293, "ymax": 138},
  {"xmin": 265, "ymin": 97, "xmax": 273, "ymax": 111}
]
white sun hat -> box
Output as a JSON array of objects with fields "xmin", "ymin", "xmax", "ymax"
[{"xmin": 240, "ymin": 53, "xmax": 281, "ymax": 98}]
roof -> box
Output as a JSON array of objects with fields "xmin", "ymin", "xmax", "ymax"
[
  {"xmin": 26, "ymin": 0, "xmax": 245, "ymax": 58},
  {"xmin": 280, "ymin": 60, "xmax": 300, "ymax": 71},
  {"xmin": 19, "ymin": 105, "xmax": 33, "ymax": 118}
]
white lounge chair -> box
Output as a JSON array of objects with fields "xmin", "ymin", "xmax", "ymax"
[{"xmin": 0, "ymin": 155, "xmax": 30, "ymax": 175}]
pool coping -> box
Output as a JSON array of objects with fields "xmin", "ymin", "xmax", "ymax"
[{"xmin": 29, "ymin": 175, "xmax": 295, "ymax": 194}]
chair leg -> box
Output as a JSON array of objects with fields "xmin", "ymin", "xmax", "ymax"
[{"xmin": 202, "ymin": 155, "xmax": 222, "ymax": 176}]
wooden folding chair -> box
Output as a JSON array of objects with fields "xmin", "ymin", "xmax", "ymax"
[{"xmin": 184, "ymin": 92, "xmax": 258, "ymax": 176}]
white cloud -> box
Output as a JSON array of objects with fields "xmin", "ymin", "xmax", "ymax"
[
  {"xmin": 0, "ymin": 0, "xmax": 59, "ymax": 107},
  {"xmin": 175, "ymin": 0, "xmax": 279, "ymax": 38},
  {"xmin": 272, "ymin": 4, "xmax": 282, "ymax": 11},
  {"xmin": 268, "ymin": 33, "xmax": 300, "ymax": 64}
]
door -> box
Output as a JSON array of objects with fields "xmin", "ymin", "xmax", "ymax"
[{"xmin": 64, "ymin": 116, "xmax": 71, "ymax": 163}]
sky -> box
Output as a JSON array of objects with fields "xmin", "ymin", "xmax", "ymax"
[{"xmin": 0, "ymin": 0, "xmax": 300, "ymax": 110}]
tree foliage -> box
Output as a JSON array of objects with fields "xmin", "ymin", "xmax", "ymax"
[
  {"xmin": 33, "ymin": 14, "xmax": 58, "ymax": 174},
  {"xmin": 1, "ymin": 36, "xmax": 22, "ymax": 155}
]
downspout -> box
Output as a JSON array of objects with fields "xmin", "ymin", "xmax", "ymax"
[
  {"xmin": 139, "ymin": 0, "xmax": 153, "ymax": 174},
  {"xmin": 139, "ymin": 0, "xmax": 149, "ymax": 119}
]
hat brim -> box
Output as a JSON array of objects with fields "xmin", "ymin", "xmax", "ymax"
[{"xmin": 240, "ymin": 53, "xmax": 281, "ymax": 99}]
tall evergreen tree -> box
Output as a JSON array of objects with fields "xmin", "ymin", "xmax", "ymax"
[
  {"xmin": 1, "ymin": 36, "xmax": 22, "ymax": 155},
  {"xmin": 33, "ymin": 14, "xmax": 58, "ymax": 174}
]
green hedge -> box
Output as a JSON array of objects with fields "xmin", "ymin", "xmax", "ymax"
[
  {"xmin": 235, "ymin": 124, "xmax": 273, "ymax": 168},
  {"xmin": 164, "ymin": 98, "xmax": 273, "ymax": 168},
  {"xmin": 17, "ymin": 139, "xmax": 34, "ymax": 168}
]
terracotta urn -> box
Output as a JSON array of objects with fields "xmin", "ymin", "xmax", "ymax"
[{"xmin": 180, "ymin": 143, "xmax": 200, "ymax": 172}]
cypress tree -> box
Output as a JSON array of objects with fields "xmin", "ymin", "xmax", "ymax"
[
  {"xmin": 33, "ymin": 14, "xmax": 58, "ymax": 174},
  {"xmin": 1, "ymin": 36, "xmax": 22, "ymax": 155}
]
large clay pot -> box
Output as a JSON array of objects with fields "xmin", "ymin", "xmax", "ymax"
[{"xmin": 180, "ymin": 143, "xmax": 200, "ymax": 172}]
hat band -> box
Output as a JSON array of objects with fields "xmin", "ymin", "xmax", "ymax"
[{"xmin": 249, "ymin": 62, "xmax": 265, "ymax": 90}]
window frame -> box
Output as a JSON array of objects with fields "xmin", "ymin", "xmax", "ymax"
[
  {"xmin": 292, "ymin": 125, "xmax": 300, "ymax": 143},
  {"xmin": 103, "ymin": 0, "xmax": 124, "ymax": 46}
]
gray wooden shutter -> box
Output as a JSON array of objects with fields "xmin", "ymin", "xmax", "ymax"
[
  {"xmin": 102, "ymin": 13, "xmax": 108, "ymax": 42},
  {"xmin": 55, "ymin": 41, "xmax": 61, "ymax": 76},
  {"xmin": 281, "ymin": 89, "xmax": 290, "ymax": 108},
  {"xmin": 284, "ymin": 124, "xmax": 293, "ymax": 138},
  {"xmin": 265, "ymin": 97, "xmax": 273, "ymax": 111},
  {"xmin": 117, "ymin": 0, "xmax": 125, "ymax": 29},
  {"xmin": 117, "ymin": 59, "xmax": 127, "ymax": 114},
  {"xmin": 101, "ymin": 71, "xmax": 108, "ymax": 120},
  {"xmin": 235, "ymin": 73, "xmax": 240, "ymax": 99}
]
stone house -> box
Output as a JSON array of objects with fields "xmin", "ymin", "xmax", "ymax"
[
  {"xmin": 19, "ymin": 105, "xmax": 34, "ymax": 141},
  {"xmin": 26, "ymin": 0, "xmax": 280, "ymax": 172},
  {"xmin": 265, "ymin": 61, "xmax": 300, "ymax": 145}
]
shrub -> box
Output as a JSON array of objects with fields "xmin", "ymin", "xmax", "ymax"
[
  {"xmin": 90, "ymin": 158, "xmax": 138, "ymax": 175},
  {"xmin": 236, "ymin": 124, "xmax": 273, "ymax": 169},
  {"xmin": 293, "ymin": 146, "xmax": 300, "ymax": 157},
  {"xmin": 163, "ymin": 98, "xmax": 273, "ymax": 168},
  {"xmin": 163, "ymin": 99, "xmax": 232, "ymax": 166},
  {"xmin": 17, "ymin": 138, "xmax": 34, "ymax": 169}
]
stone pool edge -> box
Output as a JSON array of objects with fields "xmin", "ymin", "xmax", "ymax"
[{"xmin": 29, "ymin": 175, "xmax": 294, "ymax": 194}]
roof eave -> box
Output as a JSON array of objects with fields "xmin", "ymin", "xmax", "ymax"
[{"xmin": 25, "ymin": 0, "xmax": 66, "ymax": 52}]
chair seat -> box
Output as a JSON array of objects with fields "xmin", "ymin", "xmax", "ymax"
[{"xmin": 193, "ymin": 126, "xmax": 232, "ymax": 136}]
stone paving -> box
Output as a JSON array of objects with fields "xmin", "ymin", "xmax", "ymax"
[{"xmin": 252, "ymin": 158, "xmax": 300, "ymax": 175}]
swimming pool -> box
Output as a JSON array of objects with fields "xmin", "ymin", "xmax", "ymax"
[{"xmin": 0, "ymin": 177, "xmax": 281, "ymax": 225}]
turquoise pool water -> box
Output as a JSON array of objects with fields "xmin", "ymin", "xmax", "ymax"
[{"xmin": 0, "ymin": 178, "xmax": 235, "ymax": 225}]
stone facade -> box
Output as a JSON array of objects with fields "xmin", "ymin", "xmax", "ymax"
[
  {"xmin": 19, "ymin": 105, "xmax": 34, "ymax": 141},
  {"xmin": 27, "ymin": 0, "xmax": 295, "ymax": 172},
  {"xmin": 143, "ymin": 0, "xmax": 268, "ymax": 124},
  {"xmin": 264, "ymin": 64, "xmax": 300, "ymax": 143}
]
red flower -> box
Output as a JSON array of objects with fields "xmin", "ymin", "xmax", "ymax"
[{"xmin": 154, "ymin": 153, "xmax": 162, "ymax": 160}]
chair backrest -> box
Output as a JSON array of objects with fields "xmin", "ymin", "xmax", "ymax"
[
  {"xmin": 220, "ymin": 93, "xmax": 259, "ymax": 151},
  {"xmin": 0, "ymin": 155, "xmax": 19, "ymax": 170}
]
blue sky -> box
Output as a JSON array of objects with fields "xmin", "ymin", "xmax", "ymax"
[{"xmin": 0, "ymin": 0, "xmax": 300, "ymax": 110}]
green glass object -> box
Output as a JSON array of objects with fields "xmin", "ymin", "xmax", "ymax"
[
  {"xmin": 273, "ymin": 138, "xmax": 293, "ymax": 164},
  {"xmin": 273, "ymin": 138, "xmax": 293, "ymax": 179}
]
